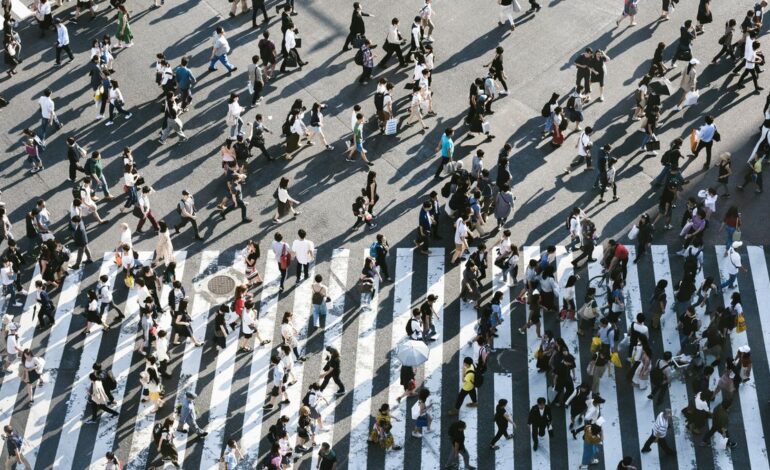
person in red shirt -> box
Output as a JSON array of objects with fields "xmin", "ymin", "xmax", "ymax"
[{"xmin": 606, "ymin": 239, "xmax": 629, "ymax": 281}]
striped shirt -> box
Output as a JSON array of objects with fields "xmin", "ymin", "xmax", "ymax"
[{"xmin": 652, "ymin": 412, "xmax": 669, "ymax": 438}]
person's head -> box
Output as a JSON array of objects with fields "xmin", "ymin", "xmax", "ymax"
[
  {"xmin": 684, "ymin": 19, "xmax": 693, "ymax": 28},
  {"xmin": 705, "ymin": 115, "xmax": 715, "ymax": 125},
  {"xmin": 537, "ymin": 397, "xmax": 547, "ymax": 408},
  {"xmin": 215, "ymin": 26, "xmax": 224, "ymax": 36},
  {"xmin": 279, "ymin": 177, "xmax": 289, "ymax": 189},
  {"xmin": 463, "ymin": 357, "xmax": 473, "ymax": 367},
  {"xmin": 391, "ymin": 17, "xmax": 399, "ymax": 26},
  {"xmin": 319, "ymin": 442, "xmax": 332, "ymax": 454},
  {"xmin": 297, "ymin": 228, "xmax": 306, "ymax": 240}
]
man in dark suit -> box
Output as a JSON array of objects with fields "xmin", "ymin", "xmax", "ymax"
[
  {"xmin": 527, "ymin": 397, "xmax": 553, "ymax": 451},
  {"xmin": 71, "ymin": 215, "xmax": 93, "ymax": 269},
  {"xmin": 342, "ymin": 2, "xmax": 373, "ymax": 51},
  {"xmin": 252, "ymin": 0, "xmax": 268, "ymax": 28}
]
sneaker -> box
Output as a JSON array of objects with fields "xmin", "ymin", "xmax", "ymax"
[
  {"xmin": 105, "ymin": 121, "xmax": 114, "ymax": 126},
  {"xmin": 334, "ymin": 390, "xmax": 346, "ymax": 396},
  {"xmin": 125, "ymin": 113, "xmax": 132, "ymax": 119},
  {"xmin": 412, "ymin": 431, "xmax": 423, "ymax": 438}
]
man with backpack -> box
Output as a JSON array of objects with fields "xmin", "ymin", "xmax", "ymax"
[
  {"xmin": 343, "ymin": 2, "xmax": 374, "ymax": 51},
  {"xmin": 271, "ymin": 232, "xmax": 291, "ymax": 293},
  {"xmin": 648, "ymin": 351, "xmax": 673, "ymax": 405},
  {"xmin": 3, "ymin": 425, "xmax": 30, "ymax": 470},
  {"xmin": 449, "ymin": 357, "xmax": 478, "ymax": 415},
  {"xmin": 419, "ymin": 294, "xmax": 440, "ymax": 341},
  {"xmin": 445, "ymin": 420, "xmax": 475, "ymax": 470},
  {"xmin": 652, "ymin": 139, "xmax": 684, "ymax": 187},
  {"xmin": 173, "ymin": 190, "xmax": 203, "ymax": 241},
  {"xmin": 572, "ymin": 216, "xmax": 597, "ymax": 269}
]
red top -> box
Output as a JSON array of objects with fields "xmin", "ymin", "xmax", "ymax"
[{"xmin": 613, "ymin": 244, "xmax": 629, "ymax": 261}]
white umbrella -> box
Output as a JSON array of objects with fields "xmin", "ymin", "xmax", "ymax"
[{"xmin": 396, "ymin": 340, "xmax": 430, "ymax": 367}]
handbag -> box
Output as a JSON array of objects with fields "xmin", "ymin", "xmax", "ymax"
[
  {"xmin": 735, "ymin": 313, "xmax": 747, "ymax": 333},
  {"xmin": 645, "ymin": 140, "xmax": 661, "ymax": 151},
  {"xmin": 295, "ymin": 37, "xmax": 302, "ymax": 49},
  {"xmin": 628, "ymin": 224, "xmax": 640, "ymax": 240},
  {"xmin": 481, "ymin": 121, "xmax": 491, "ymax": 134},
  {"xmin": 114, "ymin": 252, "xmax": 123, "ymax": 267},
  {"xmin": 587, "ymin": 360, "xmax": 596, "ymax": 376},
  {"xmin": 279, "ymin": 245, "xmax": 292, "ymax": 271},
  {"xmin": 610, "ymin": 352, "xmax": 623, "ymax": 368},
  {"xmin": 690, "ymin": 128, "xmax": 699, "ymax": 153},
  {"xmin": 733, "ymin": 228, "xmax": 741, "ymax": 242},
  {"xmin": 124, "ymin": 271, "xmax": 135, "ymax": 289},
  {"xmin": 590, "ymin": 336, "xmax": 602, "ymax": 353},
  {"xmin": 384, "ymin": 118, "xmax": 398, "ymax": 136}
]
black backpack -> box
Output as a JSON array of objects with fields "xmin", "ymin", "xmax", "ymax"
[
  {"xmin": 152, "ymin": 423, "xmax": 164, "ymax": 446},
  {"xmin": 541, "ymin": 101, "xmax": 552, "ymax": 118},
  {"xmin": 302, "ymin": 391, "xmax": 312, "ymax": 407},
  {"xmin": 71, "ymin": 182, "xmax": 85, "ymax": 201},
  {"xmin": 405, "ymin": 318, "xmax": 415, "ymax": 337},
  {"xmin": 650, "ymin": 362, "xmax": 669, "ymax": 386},
  {"xmin": 684, "ymin": 249, "xmax": 700, "ymax": 278},
  {"xmin": 102, "ymin": 371, "xmax": 117, "ymax": 391},
  {"xmin": 234, "ymin": 141, "xmax": 251, "ymax": 161},
  {"xmin": 354, "ymin": 49, "xmax": 364, "ymax": 66}
]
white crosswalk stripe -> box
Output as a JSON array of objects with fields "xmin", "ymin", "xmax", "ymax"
[
  {"xmin": 13, "ymin": 245, "xmax": 770, "ymax": 469},
  {"xmin": 348, "ymin": 250, "xmax": 380, "ymax": 468},
  {"xmin": 200, "ymin": 253, "xmax": 245, "ymax": 469},
  {"xmin": 22, "ymin": 265, "xmax": 85, "ymax": 470},
  {"xmin": 309, "ymin": 249, "xmax": 349, "ymax": 470},
  {"xmin": 384, "ymin": 248, "xmax": 414, "ymax": 470},
  {"xmin": 124, "ymin": 252, "xmax": 187, "ymax": 470},
  {"xmin": 715, "ymin": 245, "xmax": 769, "ymax": 470},
  {"xmin": 174, "ymin": 250, "xmax": 219, "ymax": 464},
  {"xmin": 625, "ymin": 246, "xmax": 662, "ymax": 469},
  {"xmin": 89, "ymin": 252, "xmax": 154, "ymax": 468},
  {"xmin": 650, "ymin": 245, "xmax": 698, "ymax": 466},
  {"xmin": 51, "ymin": 256, "xmax": 116, "ymax": 469}
]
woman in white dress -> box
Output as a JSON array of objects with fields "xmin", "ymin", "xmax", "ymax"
[{"xmin": 153, "ymin": 221, "xmax": 174, "ymax": 268}]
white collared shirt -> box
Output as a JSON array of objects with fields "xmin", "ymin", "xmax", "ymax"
[
  {"xmin": 39, "ymin": 96, "xmax": 55, "ymax": 119},
  {"xmin": 57, "ymin": 25, "xmax": 69, "ymax": 46}
]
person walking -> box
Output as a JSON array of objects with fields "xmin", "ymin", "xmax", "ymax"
[
  {"xmin": 701, "ymin": 399, "xmax": 737, "ymax": 448},
  {"xmin": 343, "ymin": 2, "xmax": 373, "ymax": 51},
  {"xmin": 616, "ymin": 0, "xmax": 638, "ymax": 27},
  {"xmin": 70, "ymin": 216, "xmax": 94, "ymax": 268},
  {"xmin": 318, "ymin": 347, "xmax": 345, "ymax": 396},
  {"xmin": 445, "ymin": 420, "xmax": 475, "ymax": 470},
  {"xmin": 174, "ymin": 57, "xmax": 196, "ymax": 111},
  {"xmin": 173, "ymin": 190, "xmax": 203, "ymax": 240},
  {"xmin": 449, "ymin": 357, "xmax": 477, "ymax": 415},
  {"xmin": 158, "ymin": 94, "xmax": 188, "ymax": 144},
  {"xmin": 208, "ymin": 27, "xmax": 237, "ymax": 74},
  {"xmin": 379, "ymin": 18, "xmax": 407, "ymax": 68},
  {"xmin": 527, "ymin": 397, "xmax": 553, "ymax": 451},
  {"xmin": 251, "ymin": 0, "xmax": 268, "ymax": 27},
  {"xmin": 641, "ymin": 409, "xmax": 677, "ymax": 455},
  {"xmin": 489, "ymin": 398, "xmax": 515, "ymax": 450},
  {"xmin": 273, "ymin": 177, "xmax": 301, "ymax": 224},
  {"xmin": 688, "ymin": 115, "xmax": 718, "ymax": 169},
  {"xmin": 3, "ymin": 425, "xmax": 31, "ymax": 470},
  {"xmin": 156, "ymin": 417, "xmax": 181, "ymax": 468},
  {"xmin": 115, "ymin": 5, "xmax": 134, "ymax": 48},
  {"xmin": 38, "ymin": 88, "xmax": 61, "ymax": 141},
  {"xmin": 433, "ymin": 127, "xmax": 455, "ymax": 179},
  {"xmin": 54, "ymin": 19, "xmax": 74, "ymax": 66},
  {"xmin": 347, "ymin": 112, "xmax": 374, "ymax": 165},
  {"xmin": 85, "ymin": 372, "xmax": 119, "ymax": 423},
  {"xmin": 221, "ymin": 439, "xmax": 243, "ymax": 469},
  {"xmin": 220, "ymin": 174, "xmax": 251, "ymax": 223},
  {"xmin": 177, "ymin": 391, "xmax": 208, "ymax": 437}
]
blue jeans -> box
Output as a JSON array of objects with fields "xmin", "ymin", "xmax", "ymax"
[
  {"xmin": 581, "ymin": 442, "xmax": 598, "ymax": 465},
  {"xmin": 725, "ymin": 226, "xmax": 736, "ymax": 249},
  {"xmin": 209, "ymin": 53, "xmax": 234, "ymax": 71},
  {"xmin": 311, "ymin": 302, "xmax": 327, "ymax": 326},
  {"xmin": 94, "ymin": 174, "xmax": 110, "ymax": 196},
  {"xmin": 640, "ymin": 133, "xmax": 654, "ymax": 150},
  {"xmin": 720, "ymin": 273, "xmax": 737, "ymax": 289},
  {"xmin": 567, "ymin": 236, "xmax": 580, "ymax": 252},
  {"xmin": 124, "ymin": 186, "xmax": 138, "ymax": 208},
  {"xmin": 40, "ymin": 116, "xmax": 61, "ymax": 141}
]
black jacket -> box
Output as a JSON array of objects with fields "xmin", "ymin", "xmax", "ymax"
[
  {"xmin": 349, "ymin": 10, "xmax": 369, "ymax": 34},
  {"xmin": 527, "ymin": 405, "xmax": 552, "ymax": 428},
  {"xmin": 73, "ymin": 222, "xmax": 88, "ymax": 247}
]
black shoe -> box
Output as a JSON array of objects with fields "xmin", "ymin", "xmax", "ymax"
[{"xmin": 641, "ymin": 447, "xmax": 651, "ymax": 453}]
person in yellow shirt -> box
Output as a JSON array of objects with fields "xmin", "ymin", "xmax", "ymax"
[{"xmin": 449, "ymin": 357, "xmax": 477, "ymax": 415}]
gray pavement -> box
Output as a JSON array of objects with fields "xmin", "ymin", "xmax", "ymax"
[{"xmin": 2, "ymin": 0, "xmax": 770, "ymax": 469}]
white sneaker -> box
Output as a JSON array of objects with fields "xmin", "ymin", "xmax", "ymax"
[
  {"xmin": 105, "ymin": 121, "xmax": 114, "ymax": 126},
  {"xmin": 500, "ymin": 90, "xmax": 509, "ymax": 96},
  {"xmin": 20, "ymin": 290, "xmax": 27, "ymax": 296},
  {"xmin": 95, "ymin": 115, "xmax": 103, "ymax": 120},
  {"xmin": 411, "ymin": 431, "xmax": 423, "ymax": 438},
  {"xmin": 125, "ymin": 113, "xmax": 132, "ymax": 119},
  {"xmin": 13, "ymin": 301, "xmax": 22, "ymax": 307}
]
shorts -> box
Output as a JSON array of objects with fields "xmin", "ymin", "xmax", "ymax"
[
  {"xmin": 415, "ymin": 415, "xmax": 428, "ymax": 427},
  {"xmin": 355, "ymin": 142, "xmax": 365, "ymax": 153},
  {"xmin": 310, "ymin": 126, "xmax": 322, "ymax": 134},
  {"xmin": 271, "ymin": 386, "xmax": 280, "ymax": 397},
  {"xmin": 241, "ymin": 332, "xmax": 253, "ymax": 339},
  {"xmin": 454, "ymin": 243, "xmax": 465, "ymax": 252}
]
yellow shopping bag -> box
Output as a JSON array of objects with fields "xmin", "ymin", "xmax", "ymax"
[
  {"xmin": 590, "ymin": 336, "xmax": 602, "ymax": 353},
  {"xmin": 610, "ymin": 351, "xmax": 623, "ymax": 368},
  {"xmin": 736, "ymin": 314, "xmax": 747, "ymax": 333}
]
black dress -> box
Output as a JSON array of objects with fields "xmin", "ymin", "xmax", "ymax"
[{"xmin": 697, "ymin": 0, "xmax": 713, "ymax": 25}]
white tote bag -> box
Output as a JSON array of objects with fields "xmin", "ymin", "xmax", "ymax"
[
  {"xmin": 683, "ymin": 90, "xmax": 700, "ymax": 107},
  {"xmin": 628, "ymin": 224, "xmax": 639, "ymax": 240},
  {"xmin": 512, "ymin": 0, "xmax": 522, "ymax": 12},
  {"xmin": 384, "ymin": 118, "xmax": 398, "ymax": 136}
]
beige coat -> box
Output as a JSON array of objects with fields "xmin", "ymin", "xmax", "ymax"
[{"xmin": 154, "ymin": 231, "xmax": 174, "ymax": 266}]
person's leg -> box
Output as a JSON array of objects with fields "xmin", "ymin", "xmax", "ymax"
[
  {"xmin": 65, "ymin": 45, "xmax": 74, "ymax": 60},
  {"xmin": 705, "ymin": 141, "xmax": 713, "ymax": 167},
  {"xmin": 332, "ymin": 373, "xmax": 345, "ymax": 391},
  {"xmin": 454, "ymin": 389, "xmax": 468, "ymax": 409},
  {"xmin": 56, "ymin": 46, "xmax": 62, "ymax": 64}
]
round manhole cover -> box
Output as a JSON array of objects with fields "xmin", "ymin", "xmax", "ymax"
[{"xmin": 207, "ymin": 275, "xmax": 236, "ymax": 296}]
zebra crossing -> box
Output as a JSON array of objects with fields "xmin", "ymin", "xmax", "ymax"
[{"xmin": 2, "ymin": 244, "xmax": 770, "ymax": 469}]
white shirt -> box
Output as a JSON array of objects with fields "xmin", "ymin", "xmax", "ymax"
[
  {"xmin": 277, "ymin": 187, "xmax": 295, "ymax": 204},
  {"xmin": 98, "ymin": 281, "xmax": 113, "ymax": 303},
  {"xmin": 138, "ymin": 194, "xmax": 151, "ymax": 212},
  {"xmin": 631, "ymin": 321, "xmax": 649, "ymax": 339},
  {"xmin": 123, "ymin": 172, "xmax": 137, "ymax": 187},
  {"xmin": 284, "ymin": 29, "xmax": 296, "ymax": 51},
  {"xmin": 0, "ymin": 266, "xmax": 14, "ymax": 286},
  {"xmin": 454, "ymin": 218, "xmax": 468, "ymax": 245},
  {"xmin": 569, "ymin": 215, "xmax": 581, "ymax": 237},
  {"xmin": 577, "ymin": 131, "xmax": 591, "ymax": 157},
  {"xmin": 726, "ymin": 248, "xmax": 741, "ymax": 275},
  {"xmin": 291, "ymin": 239, "xmax": 315, "ymax": 265},
  {"xmin": 272, "ymin": 365, "xmax": 284, "ymax": 387},
  {"xmin": 350, "ymin": 110, "xmax": 358, "ymax": 131},
  {"xmin": 6, "ymin": 333, "xmax": 18, "ymax": 355},
  {"xmin": 120, "ymin": 227, "xmax": 133, "ymax": 248},
  {"xmin": 290, "ymin": 116, "xmax": 306, "ymax": 135},
  {"xmin": 39, "ymin": 96, "xmax": 55, "ymax": 119},
  {"xmin": 425, "ymin": 52, "xmax": 435, "ymax": 70},
  {"xmin": 108, "ymin": 88, "xmax": 124, "ymax": 105},
  {"xmin": 410, "ymin": 22, "xmax": 421, "ymax": 44},
  {"xmin": 272, "ymin": 240, "xmax": 290, "ymax": 259},
  {"xmin": 155, "ymin": 337, "xmax": 169, "ymax": 361},
  {"xmin": 56, "ymin": 25, "xmax": 69, "ymax": 47},
  {"xmin": 386, "ymin": 25, "xmax": 401, "ymax": 44},
  {"xmin": 413, "ymin": 63, "xmax": 425, "ymax": 81},
  {"xmin": 242, "ymin": 308, "xmax": 257, "ymax": 335}
]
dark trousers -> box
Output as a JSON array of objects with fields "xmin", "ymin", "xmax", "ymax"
[
  {"xmin": 277, "ymin": 262, "xmax": 288, "ymax": 289},
  {"xmin": 531, "ymin": 425, "xmax": 547, "ymax": 445},
  {"xmin": 694, "ymin": 140, "xmax": 714, "ymax": 166},
  {"xmin": 280, "ymin": 49, "xmax": 303, "ymax": 72},
  {"xmin": 454, "ymin": 388, "xmax": 477, "ymax": 409},
  {"xmin": 739, "ymin": 67, "xmax": 761, "ymax": 90},
  {"xmin": 296, "ymin": 262, "xmax": 309, "ymax": 282},
  {"xmin": 319, "ymin": 372, "xmax": 344, "ymax": 392},
  {"xmin": 252, "ymin": 3, "xmax": 268, "ymax": 25},
  {"xmin": 56, "ymin": 44, "xmax": 74, "ymax": 64},
  {"xmin": 90, "ymin": 401, "xmax": 119, "ymax": 420},
  {"xmin": 576, "ymin": 71, "xmax": 591, "ymax": 93},
  {"xmin": 379, "ymin": 42, "xmax": 405, "ymax": 67},
  {"xmin": 359, "ymin": 66, "xmax": 373, "ymax": 84},
  {"xmin": 99, "ymin": 94, "xmax": 109, "ymax": 115},
  {"xmin": 416, "ymin": 229, "xmax": 430, "ymax": 251},
  {"xmin": 137, "ymin": 209, "xmax": 160, "ymax": 232},
  {"xmin": 376, "ymin": 257, "xmax": 390, "ymax": 279},
  {"xmin": 434, "ymin": 157, "xmax": 449, "ymax": 178},
  {"xmin": 529, "ymin": 0, "xmax": 541, "ymax": 8},
  {"xmin": 222, "ymin": 199, "xmax": 247, "ymax": 221},
  {"xmin": 343, "ymin": 30, "xmax": 360, "ymax": 50},
  {"xmin": 159, "ymin": 359, "xmax": 170, "ymax": 377},
  {"xmin": 649, "ymin": 382, "xmax": 668, "ymax": 405},
  {"xmin": 713, "ymin": 43, "xmax": 736, "ymax": 62},
  {"xmin": 405, "ymin": 39, "xmax": 422, "ymax": 63},
  {"xmin": 642, "ymin": 432, "xmax": 676, "ymax": 454},
  {"xmin": 174, "ymin": 216, "xmax": 200, "ymax": 237},
  {"xmin": 703, "ymin": 425, "xmax": 729, "ymax": 443},
  {"xmin": 251, "ymin": 80, "xmax": 264, "ymax": 105},
  {"xmin": 493, "ymin": 70, "xmax": 508, "ymax": 91},
  {"xmin": 572, "ymin": 241, "xmax": 595, "ymax": 266},
  {"xmin": 490, "ymin": 424, "xmax": 510, "ymax": 446},
  {"xmin": 68, "ymin": 160, "xmax": 79, "ymax": 181},
  {"xmin": 180, "ymin": 88, "xmax": 193, "ymax": 109},
  {"xmin": 99, "ymin": 301, "xmax": 124, "ymax": 320},
  {"xmin": 249, "ymin": 141, "xmax": 271, "ymax": 159},
  {"xmin": 600, "ymin": 182, "xmax": 617, "ymax": 200},
  {"xmin": 108, "ymin": 102, "xmax": 130, "ymax": 121},
  {"xmin": 37, "ymin": 305, "xmax": 55, "ymax": 327}
]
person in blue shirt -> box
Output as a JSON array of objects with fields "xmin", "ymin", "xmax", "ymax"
[
  {"xmin": 415, "ymin": 200, "xmax": 432, "ymax": 255},
  {"xmin": 434, "ymin": 127, "xmax": 455, "ymax": 178},
  {"xmin": 174, "ymin": 57, "xmax": 197, "ymax": 111},
  {"xmin": 178, "ymin": 391, "xmax": 208, "ymax": 436}
]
